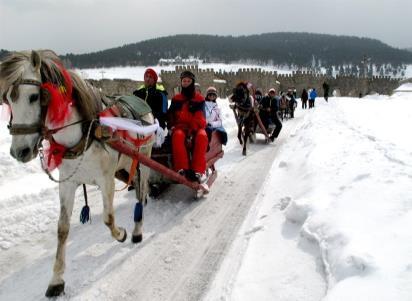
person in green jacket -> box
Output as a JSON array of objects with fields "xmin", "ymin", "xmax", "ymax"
[{"xmin": 133, "ymin": 68, "xmax": 168, "ymax": 130}]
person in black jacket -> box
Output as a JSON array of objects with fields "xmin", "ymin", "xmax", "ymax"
[
  {"xmin": 322, "ymin": 82, "xmax": 330, "ymax": 102},
  {"xmin": 301, "ymin": 88, "xmax": 308, "ymax": 109},
  {"xmin": 287, "ymin": 89, "xmax": 297, "ymax": 118},
  {"xmin": 133, "ymin": 68, "xmax": 168, "ymax": 129},
  {"xmin": 259, "ymin": 88, "xmax": 282, "ymax": 142}
]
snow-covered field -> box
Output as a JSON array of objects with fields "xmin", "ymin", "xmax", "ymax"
[
  {"xmin": 78, "ymin": 63, "xmax": 412, "ymax": 81},
  {"xmin": 0, "ymin": 77, "xmax": 411, "ymax": 300},
  {"xmin": 77, "ymin": 64, "xmax": 293, "ymax": 81}
]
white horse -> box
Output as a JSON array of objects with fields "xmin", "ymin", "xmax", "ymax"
[{"xmin": 0, "ymin": 50, "xmax": 155, "ymax": 297}]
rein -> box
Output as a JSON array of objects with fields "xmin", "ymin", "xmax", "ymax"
[{"xmin": 41, "ymin": 120, "xmax": 85, "ymax": 139}]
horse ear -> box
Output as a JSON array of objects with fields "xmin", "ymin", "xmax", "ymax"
[{"xmin": 30, "ymin": 50, "xmax": 41, "ymax": 71}]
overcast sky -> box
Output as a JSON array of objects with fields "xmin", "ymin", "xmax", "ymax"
[{"xmin": 1, "ymin": 0, "xmax": 411, "ymax": 55}]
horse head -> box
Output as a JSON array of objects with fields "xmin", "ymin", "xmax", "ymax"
[
  {"xmin": 232, "ymin": 82, "xmax": 250, "ymax": 106},
  {"xmin": 1, "ymin": 50, "xmax": 45, "ymax": 162},
  {"xmin": 1, "ymin": 50, "xmax": 95, "ymax": 163}
]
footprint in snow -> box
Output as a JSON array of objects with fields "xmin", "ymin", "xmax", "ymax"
[
  {"xmin": 279, "ymin": 161, "xmax": 287, "ymax": 168},
  {"xmin": 353, "ymin": 173, "xmax": 370, "ymax": 182},
  {"xmin": 244, "ymin": 226, "xmax": 264, "ymax": 236}
]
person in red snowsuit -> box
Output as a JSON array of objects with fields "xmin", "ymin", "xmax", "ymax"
[{"xmin": 168, "ymin": 70, "xmax": 208, "ymax": 182}]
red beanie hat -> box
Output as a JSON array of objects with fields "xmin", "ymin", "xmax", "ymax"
[{"xmin": 144, "ymin": 68, "xmax": 158, "ymax": 82}]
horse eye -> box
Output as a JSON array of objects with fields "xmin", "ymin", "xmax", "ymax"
[{"xmin": 29, "ymin": 93, "xmax": 39, "ymax": 103}]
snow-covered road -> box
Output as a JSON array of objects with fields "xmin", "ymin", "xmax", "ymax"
[
  {"xmin": 3, "ymin": 93, "xmax": 412, "ymax": 300},
  {"xmin": 0, "ymin": 102, "xmax": 326, "ymax": 300}
]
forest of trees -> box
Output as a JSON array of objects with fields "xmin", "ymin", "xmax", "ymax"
[
  {"xmin": 1, "ymin": 33, "xmax": 412, "ymax": 76},
  {"xmin": 59, "ymin": 33, "xmax": 412, "ymax": 69},
  {"xmin": 0, "ymin": 50, "xmax": 10, "ymax": 61}
]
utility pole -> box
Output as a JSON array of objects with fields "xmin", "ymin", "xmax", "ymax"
[{"xmin": 100, "ymin": 70, "xmax": 106, "ymax": 80}]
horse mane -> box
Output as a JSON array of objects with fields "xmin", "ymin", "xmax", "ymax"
[
  {"xmin": 0, "ymin": 50, "xmax": 101, "ymax": 121},
  {"xmin": 0, "ymin": 51, "xmax": 29, "ymax": 98}
]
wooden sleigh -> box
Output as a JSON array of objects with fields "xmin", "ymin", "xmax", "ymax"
[
  {"xmin": 106, "ymin": 129, "xmax": 224, "ymax": 198},
  {"xmin": 95, "ymin": 94, "xmax": 224, "ymax": 198}
]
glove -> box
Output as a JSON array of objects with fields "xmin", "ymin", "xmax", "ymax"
[{"xmin": 154, "ymin": 127, "xmax": 166, "ymax": 148}]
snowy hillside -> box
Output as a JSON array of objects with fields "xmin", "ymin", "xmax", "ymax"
[{"xmin": 1, "ymin": 89, "xmax": 412, "ymax": 300}]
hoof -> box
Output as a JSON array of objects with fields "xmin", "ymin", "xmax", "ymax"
[
  {"xmin": 132, "ymin": 234, "xmax": 143, "ymax": 243},
  {"xmin": 149, "ymin": 186, "xmax": 161, "ymax": 198},
  {"xmin": 45, "ymin": 282, "xmax": 65, "ymax": 297},
  {"xmin": 117, "ymin": 228, "xmax": 127, "ymax": 243},
  {"xmin": 242, "ymin": 149, "xmax": 247, "ymax": 156}
]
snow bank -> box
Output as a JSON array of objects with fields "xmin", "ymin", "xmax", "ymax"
[
  {"xmin": 279, "ymin": 98, "xmax": 412, "ymax": 300},
  {"xmin": 394, "ymin": 82, "xmax": 412, "ymax": 92}
]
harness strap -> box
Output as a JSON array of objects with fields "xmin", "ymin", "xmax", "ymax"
[
  {"xmin": 62, "ymin": 133, "xmax": 94, "ymax": 159},
  {"xmin": 8, "ymin": 123, "xmax": 42, "ymax": 135},
  {"xmin": 115, "ymin": 156, "xmax": 139, "ymax": 192},
  {"xmin": 43, "ymin": 120, "xmax": 85, "ymax": 138}
]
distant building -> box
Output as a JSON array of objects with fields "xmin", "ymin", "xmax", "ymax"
[{"xmin": 158, "ymin": 56, "xmax": 203, "ymax": 66}]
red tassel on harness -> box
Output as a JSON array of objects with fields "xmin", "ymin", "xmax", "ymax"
[
  {"xmin": 40, "ymin": 65, "xmax": 73, "ymax": 170},
  {"xmin": 42, "ymin": 140, "xmax": 67, "ymax": 171},
  {"xmin": 41, "ymin": 82, "xmax": 73, "ymax": 128}
]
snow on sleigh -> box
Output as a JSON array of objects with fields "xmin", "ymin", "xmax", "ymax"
[{"xmin": 99, "ymin": 96, "xmax": 224, "ymax": 199}]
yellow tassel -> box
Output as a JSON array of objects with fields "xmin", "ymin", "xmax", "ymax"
[{"xmin": 59, "ymin": 86, "xmax": 66, "ymax": 93}]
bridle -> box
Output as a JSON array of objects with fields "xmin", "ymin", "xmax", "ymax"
[
  {"xmin": 3, "ymin": 77, "xmax": 96, "ymax": 183},
  {"xmin": 3, "ymin": 78, "xmax": 47, "ymax": 136},
  {"xmin": 3, "ymin": 78, "xmax": 85, "ymax": 140}
]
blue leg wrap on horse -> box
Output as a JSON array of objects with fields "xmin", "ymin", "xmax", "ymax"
[
  {"xmin": 134, "ymin": 202, "xmax": 143, "ymax": 223},
  {"xmin": 80, "ymin": 205, "xmax": 90, "ymax": 224}
]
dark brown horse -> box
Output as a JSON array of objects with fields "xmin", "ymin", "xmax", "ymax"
[{"xmin": 229, "ymin": 82, "xmax": 256, "ymax": 156}]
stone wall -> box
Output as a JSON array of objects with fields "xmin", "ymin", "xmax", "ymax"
[
  {"xmin": 88, "ymin": 78, "xmax": 142, "ymax": 96},
  {"xmin": 162, "ymin": 66, "xmax": 399, "ymax": 97},
  {"xmin": 86, "ymin": 66, "xmax": 400, "ymax": 98}
]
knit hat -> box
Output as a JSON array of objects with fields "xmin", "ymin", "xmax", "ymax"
[
  {"xmin": 206, "ymin": 86, "xmax": 217, "ymax": 96},
  {"xmin": 180, "ymin": 70, "xmax": 195, "ymax": 81},
  {"xmin": 144, "ymin": 68, "xmax": 158, "ymax": 83},
  {"xmin": 268, "ymin": 88, "xmax": 276, "ymax": 94}
]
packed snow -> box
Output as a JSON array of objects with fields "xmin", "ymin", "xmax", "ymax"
[{"xmin": 0, "ymin": 67, "xmax": 411, "ymax": 300}]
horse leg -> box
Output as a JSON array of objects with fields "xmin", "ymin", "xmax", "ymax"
[
  {"xmin": 132, "ymin": 162, "xmax": 151, "ymax": 243},
  {"xmin": 45, "ymin": 182, "xmax": 77, "ymax": 298},
  {"xmin": 102, "ymin": 178, "xmax": 127, "ymax": 243},
  {"xmin": 242, "ymin": 124, "xmax": 249, "ymax": 156},
  {"xmin": 237, "ymin": 123, "xmax": 243, "ymax": 145}
]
